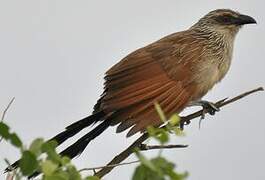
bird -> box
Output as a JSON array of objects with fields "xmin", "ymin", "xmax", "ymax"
[{"xmin": 6, "ymin": 9, "xmax": 256, "ymax": 171}]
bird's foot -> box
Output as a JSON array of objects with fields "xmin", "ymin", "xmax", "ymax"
[
  {"xmin": 194, "ymin": 100, "xmax": 219, "ymax": 129},
  {"xmin": 199, "ymin": 100, "xmax": 220, "ymax": 119},
  {"xmin": 189, "ymin": 100, "xmax": 220, "ymax": 119},
  {"xmin": 180, "ymin": 119, "xmax": 191, "ymax": 130}
]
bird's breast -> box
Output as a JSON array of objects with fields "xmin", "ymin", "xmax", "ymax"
[{"xmin": 189, "ymin": 47, "xmax": 233, "ymax": 101}]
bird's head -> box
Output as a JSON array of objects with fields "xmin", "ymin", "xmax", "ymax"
[{"xmin": 192, "ymin": 9, "xmax": 256, "ymax": 36}]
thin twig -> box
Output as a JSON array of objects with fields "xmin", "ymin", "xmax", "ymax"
[
  {"xmin": 4, "ymin": 159, "xmax": 15, "ymax": 180},
  {"xmin": 1, "ymin": 97, "xmax": 15, "ymax": 122},
  {"xmin": 94, "ymin": 133, "xmax": 149, "ymax": 177},
  {"xmin": 79, "ymin": 144, "xmax": 187, "ymax": 173},
  {"xmin": 79, "ymin": 160, "xmax": 140, "ymax": 172},
  {"xmin": 94, "ymin": 87, "xmax": 264, "ymax": 178},
  {"xmin": 0, "ymin": 97, "xmax": 15, "ymax": 143},
  {"xmin": 140, "ymin": 144, "xmax": 188, "ymax": 151}
]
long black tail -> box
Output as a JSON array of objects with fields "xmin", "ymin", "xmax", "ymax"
[
  {"xmin": 5, "ymin": 111, "xmax": 108, "ymax": 172},
  {"xmin": 28, "ymin": 119, "xmax": 112, "ymax": 179},
  {"xmin": 59, "ymin": 119, "xmax": 111, "ymax": 158},
  {"xmin": 49, "ymin": 111, "xmax": 106, "ymax": 145}
]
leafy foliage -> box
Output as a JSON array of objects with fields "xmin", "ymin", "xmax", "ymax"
[
  {"xmin": 20, "ymin": 150, "xmax": 38, "ymax": 175},
  {"xmin": 133, "ymin": 156, "xmax": 188, "ymax": 180},
  {"xmin": 0, "ymin": 122, "xmax": 22, "ymax": 148},
  {"xmin": 132, "ymin": 104, "xmax": 188, "ymax": 180},
  {"xmin": 0, "ymin": 122, "xmax": 98, "ymax": 180},
  {"xmin": 1, "ymin": 103, "xmax": 188, "ymax": 180}
]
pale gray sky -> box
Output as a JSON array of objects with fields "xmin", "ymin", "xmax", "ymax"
[{"xmin": 0, "ymin": 1, "xmax": 264, "ymax": 180}]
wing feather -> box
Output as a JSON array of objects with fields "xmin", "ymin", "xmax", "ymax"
[{"xmin": 94, "ymin": 31, "xmax": 205, "ymax": 136}]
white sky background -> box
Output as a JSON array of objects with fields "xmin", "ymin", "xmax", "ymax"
[{"xmin": 0, "ymin": 1, "xmax": 264, "ymax": 179}]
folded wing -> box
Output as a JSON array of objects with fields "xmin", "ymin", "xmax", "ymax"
[{"xmin": 95, "ymin": 32, "xmax": 203, "ymax": 136}]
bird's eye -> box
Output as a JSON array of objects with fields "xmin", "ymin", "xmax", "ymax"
[
  {"xmin": 220, "ymin": 16, "xmax": 231, "ymax": 23},
  {"xmin": 215, "ymin": 15, "xmax": 234, "ymax": 24}
]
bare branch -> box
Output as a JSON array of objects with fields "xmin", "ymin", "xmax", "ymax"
[
  {"xmin": 94, "ymin": 87, "xmax": 264, "ymax": 178},
  {"xmin": 5, "ymin": 158, "xmax": 15, "ymax": 180},
  {"xmin": 139, "ymin": 144, "xmax": 188, "ymax": 151},
  {"xmin": 79, "ymin": 160, "xmax": 140, "ymax": 173},
  {"xmin": 1, "ymin": 97, "xmax": 15, "ymax": 122},
  {"xmin": 79, "ymin": 144, "xmax": 187, "ymax": 173},
  {"xmin": 180, "ymin": 87, "xmax": 264, "ymax": 125},
  {"xmin": 0, "ymin": 97, "xmax": 15, "ymax": 143}
]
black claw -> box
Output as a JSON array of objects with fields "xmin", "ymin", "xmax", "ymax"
[
  {"xmin": 189, "ymin": 100, "xmax": 220, "ymax": 119},
  {"xmin": 209, "ymin": 110, "xmax": 215, "ymax": 115},
  {"xmin": 201, "ymin": 101, "xmax": 219, "ymax": 115},
  {"xmin": 208, "ymin": 108, "xmax": 217, "ymax": 115},
  {"xmin": 185, "ymin": 120, "xmax": 191, "ymax": 125},
  {"xmin": 179, "ymin": 119, "xmax": 190, "ymax": 130}
]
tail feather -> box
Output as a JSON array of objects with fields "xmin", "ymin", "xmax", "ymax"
[
  {"xmin": 49, "ymin": 111, "xmax": 105, "ymax": 145},
  {"xmin": 60, "ymin": 119, "xmax": 111, "ymax": 159}
]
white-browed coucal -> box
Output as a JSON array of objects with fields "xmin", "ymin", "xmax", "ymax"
[{"xmin": 7, "ymin": 9, "xmax": 256, "ymax": 171}]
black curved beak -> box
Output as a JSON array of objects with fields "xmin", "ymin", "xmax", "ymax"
[{"xmin": 236, "ymin": 14, "xmax": 257, "ymax": 25}]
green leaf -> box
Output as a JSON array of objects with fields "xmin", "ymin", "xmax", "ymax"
[
  {"xmin": 173, "ymin": 127, "xmax": 185, "ymax": 137},
  {"xmin": 152, "ymin": 157, "xmax": 174, "ymax": 170},
  {"xmin": 9, "ymin": 133, "xmax": 22, "ymax": 148},
  {"xmin": 169, "ymin": 114, "xmax": 181, "ymax": 126},
  {"xmin": 147, "ymin": 126, "xmax": 156, "ymax": 136},
  {"xmin": 133, "ymin": 165, "xmax": 164, "ymax": 180},
  {"xmin": 0, "ymin": 122, "xmax": 10, "ymax": 139},
  {"xmin": 42, "ymin": 140, "xmax": 58, "ymax": 150},
  {"xmin": 134, "ymin": 155, "xmax": 188, "ymax": 180},
  {"xmin": 132, "ymin": 165, "xmax": 147, "ymax": 180},
  {"xmin": 44, "ymin": 174, "xmax": 68, "ymax": 180},
  {"xmin": 41, "ymin": 141, "xmax": 61, "ymax": 164},
  {"xmin": 154, "ymin": 103, "xmax": 167, "ymax": 122},
  {"xmin": 147, "ymin": 126, "xmax": 169, "ymax": 144},
  {"xmin": 152, "ymin": 157, "xmax": 188, "ymax": 180},
  {"xmin": 41, "ymin": 160, "xmax": 58, "ymax": 176},
  {"xmin": 66, "ymin": 165, "xmax": 82, "ymax": 180},
  {"xmin": 30, "ymin": 138, "xmax": 44, "ymax": 156},
  {"xmin": 45, "ymin": 171, "xmax": 69, "ymax": 180},
  {"xmin": 19, "ymin": 150, "xmax": 38, "ymax": 175},
  {"xmin": 85, "ymin": 176, "xmax": 101, "ymax": 180},
  {"xmin": 156, "ymin": 130, "xmax": 169, "ymax": 144},
  {"xmin": 135, "ymin": 151, "xmax": 157, "ymax": 172},
  {"xmin": 61, "ymin": 156, "xmax": 71, "ymax": 166}
]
